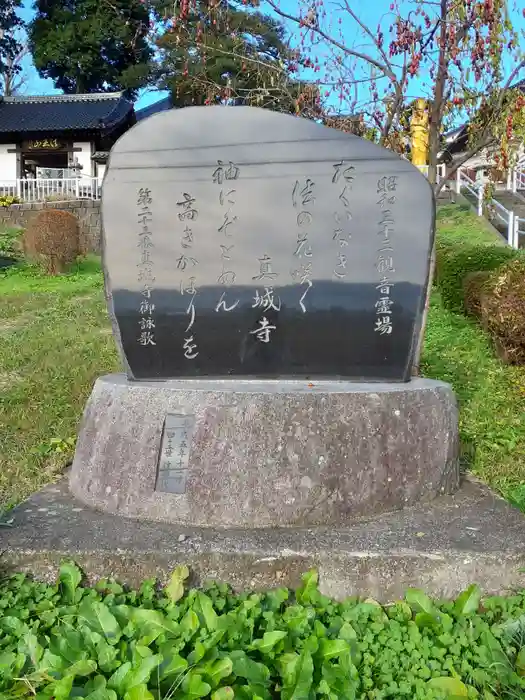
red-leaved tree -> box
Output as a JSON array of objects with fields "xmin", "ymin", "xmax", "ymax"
[
  {"xmin": 156, "ymin": 0, "xmax": 525, "ymax": 370},
  {"xmin": 157, "ymin": 0, "xmax": 525, "ymax": 191},
  {"xmin": 256, "ymin": 0, "xmax": 525, "ymax": 191}
]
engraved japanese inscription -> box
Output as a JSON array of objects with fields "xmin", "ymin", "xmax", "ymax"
[
  {"xmin": 155, "ymin": 414, "xmax": 195, "ymax": 494},
  {"xmin": 102, "ymin": 106, "xmax": 435, "ymax": 381}
]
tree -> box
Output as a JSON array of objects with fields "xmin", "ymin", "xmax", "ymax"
[
  {"xmin": 152, "ymin": 0, "xmax": 320, "ymax": 115},
  {"xmin": 258, "ymin": 0, "xmax": 525, "ymax": 190},
  {"xmin": 248, "ymin": 0, "xmax": 525, "ymax": 371},
  {"xmin": 1, "ymin": 29, "xmax": 29, "ymax": 96},
  {"xmin": 28, "ymin": 0, "xmax": 153, "ymax": 97},
  {"xmin": 0, "ymin": 0, "xmax": 23, "ymax": 86}
]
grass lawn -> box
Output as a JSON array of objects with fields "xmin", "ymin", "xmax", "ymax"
[
  {"xmin": 0, "ymin": 257, "xmax": 119, "ymax": 508},
  {"xmin": 435, "ymin": 202, "xmax": 509, "ymax": 246},
  {"xmin": 0, "ymin": 204, "xmax": 524, "ymax": 510}
]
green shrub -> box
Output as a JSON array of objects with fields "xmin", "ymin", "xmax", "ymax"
[
  {"xmin": 2, "ymin": 563, "xmax": 525, "ymax": 699},
  {"xmin": 435, "ymin": 240, "xmax": 521, "ymax": 312},
  {"xmin": 0, "ymin": 194, "xmax": 20, "ymax": 207},
  {"xmin": 462, "ymin": 270, "xmax": 491, "ymax": 318},
  {"xmin": 0, "ymin": 226, "xmax": 23, "ymax": 258}
]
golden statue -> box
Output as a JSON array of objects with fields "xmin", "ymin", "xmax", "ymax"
[{"xmin": 410, "ymin": 98, "xmax": 429, "ymax": 166}]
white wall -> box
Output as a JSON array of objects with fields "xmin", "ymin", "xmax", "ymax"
[
  {"xmin": 0, "ymin": 145, "xmax": 17, "ymax": 184},
  {"xmin": 96, "ymin": 162, "xmax": 106, "ymax": 184},
  {"xmin": 73, "ymin": 142, "xmax": 94, "ymax": 178}
]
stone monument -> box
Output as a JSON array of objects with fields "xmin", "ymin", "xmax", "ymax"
[{"xmin": 70, "ymin": 106, "xmax": 459, "ymax": 528}]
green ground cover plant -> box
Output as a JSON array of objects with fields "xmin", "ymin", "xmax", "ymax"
[{"xmin": 2, "ymin": 564, "xmax": 525, "ymax": 700}]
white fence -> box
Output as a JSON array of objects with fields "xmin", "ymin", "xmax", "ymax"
[
  {"xmin": 0, "ymin": 177, "xmax": 100, "ymax": 202},
  {"xmin": 515, "ymin": 166, "xmax": 525, "ymax": 193},
  {"xmin": 515, "ymin": 216, "xmax": 525, "ymax": 248},
  {"xmin": 508, "ymin": 161, "xmax": 525, "ymax": 193},
  {"xmin": 456, "ymin": 169, "xmax": 520, "ymax": 249},
  {"xmin": 415, "ymin": 163, "xmax": 447, "ymax": 183}
]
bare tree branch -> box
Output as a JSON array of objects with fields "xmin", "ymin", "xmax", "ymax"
[
  {"xmin": 264, "ymin": 0, "xmax": 399, "ymax": 83},
  {"xmin": 0, "ymin": 39, "xmax": 29, "ymax": 97}
]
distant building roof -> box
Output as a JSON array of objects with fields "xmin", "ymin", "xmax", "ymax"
[
  {"xmin": 440, "ymin": 79, "xmax": 525, "ymax": 159},
  {"xmin": 91, "ymin": 151, "xmax": 111, "ymax": 162},
  {"xmin": 135, "ymin": 95, "xmax": 173, "ymax": 121},
  {"xmin": 0, "ymin": 92, "xmax": 134, "ymax": 134}
]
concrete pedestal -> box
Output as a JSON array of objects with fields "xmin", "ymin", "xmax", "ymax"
[
  {"xmin": 6, "ymin": 477, "xmax": 525, "ymax": 601},
  {"xmin": 70, "ymin": 374, "xmax": 459, "ymax": 528}
]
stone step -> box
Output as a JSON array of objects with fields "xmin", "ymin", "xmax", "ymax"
[
  {"xmin": 3, "ymin": 477, "xmax": 525, "ymax": 601},
  {"xmin": 494, "ymin": 192, "xmax": 525, "ymax": 215}
]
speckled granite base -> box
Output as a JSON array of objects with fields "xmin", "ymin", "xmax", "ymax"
[
  {"xmin": 2, "ymin": 477, "xmax": 525, "ymax": 601},
  {"xmin": 69, "ymin": 374, "xmax": 459, "ymax": 528}
]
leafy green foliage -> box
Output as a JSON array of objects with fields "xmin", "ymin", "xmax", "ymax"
[
  {"xmin": 0, "ymin": 0, "xmax": 23, "ymax": 78},
  {"xmin": 435, "ymin": 242, "xmax": 521, "ymax": 313},
  {"xmin": 2, "ymin": 564, "xmax": 525, "ymax": 699},
  {"xmin": 166, "ymin": 565, "xmax": 190, "ymax": 603},
  {"xmin": 0, "ymin": 225, "xmax": 23, "ymax": 259},
  {"xmin": 153, "ymin": 0, "xmax": 311, "ymax": 113},
  {"xmin": 436, "ymin": 243, "xmax": 521, "ymax": 312},
  {"xmin": 28, "ymin": 0, "xmax": 152, "ymax": 96}
]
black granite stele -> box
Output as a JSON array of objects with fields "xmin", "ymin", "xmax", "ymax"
[{"xmin": 102, "ymin": 106, "xmax": 435, "ymax": 381}]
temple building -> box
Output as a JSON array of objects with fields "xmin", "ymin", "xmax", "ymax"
[{"xmin": 0, "ymin": 92, "xmax": 136, "ymax": 185}]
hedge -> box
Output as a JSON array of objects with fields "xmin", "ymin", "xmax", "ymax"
[
  {"xmin": 435, "ymin": 240, "xmax": 521, "ymax": 312},
  {"xmin": 462, "ymin": 271, "xmax": 491, "ymax": 318},
  {"xmin": 478, "ymin": 258, "xmax": 525, "ymax": 364}
]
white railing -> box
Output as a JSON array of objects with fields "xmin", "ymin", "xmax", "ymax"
[
  {"xmin": 508, "ymin": 162, "xmax": 525, "ymax": 193},
  {"xmin": 456, "ymin": 168, "xmax": 519, "ymax": 248},
  {"xmin": 489, "ymin": 198, "xmax": 516, "ymax": 246},
  {"xmin": 416, "ymin": 163, "xmax": 447, "ymax": 183},
  {"xmin": 456, "ymin": 169, "xmax": 483, "ymax": 212},
  {"xmin": 514, "ymin": 216, "xmax": 525, "ymax": 249},
  {"xmin": 0, "ymin": 177, "xmax": 100, "ymax": 202},
  {"xmin": 516, "ymin": 166, "xmax": 525, "ymax": 193}
]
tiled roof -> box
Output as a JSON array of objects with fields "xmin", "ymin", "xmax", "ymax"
[
  {"xmin": 91, "ymin": 151, "xmax": 110, "ymax": 161},
  {"xmin": 0, "ymin": 93, "xmax": 134, "ymax": 134}
]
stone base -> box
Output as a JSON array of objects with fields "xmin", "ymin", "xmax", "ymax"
[
  {"xmin": 70, "ymin": 374, "xmax": 459, "ymax": 528},
  {"xmin": 3, "ymin": 478, "xmax": 525, "ymax": 601}
]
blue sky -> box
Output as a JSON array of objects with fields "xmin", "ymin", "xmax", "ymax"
[{"xmin": 16, "ymin": 0, "xmax": 525, "ymax": 110}]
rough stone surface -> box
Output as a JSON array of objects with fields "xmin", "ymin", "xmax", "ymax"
[
  {"xmin": 70, "ymin": 374, "xmax": 459, "ymax": 528},
  {"xmin": 0, "ymin": 200, "xmax": 101, "ymax": 253},
  {"xmin": 2, "ymin": 477, "xmax": 525, "ymax": 601}
]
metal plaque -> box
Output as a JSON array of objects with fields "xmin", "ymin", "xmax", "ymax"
[{"xmin": 155, "ymin": 414, "xmax": 195, "ymax": 494}]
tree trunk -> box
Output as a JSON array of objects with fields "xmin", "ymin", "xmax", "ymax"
[{"xmin": 413, "ymin": 0, "xmax": 448, "ymax": 376}]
